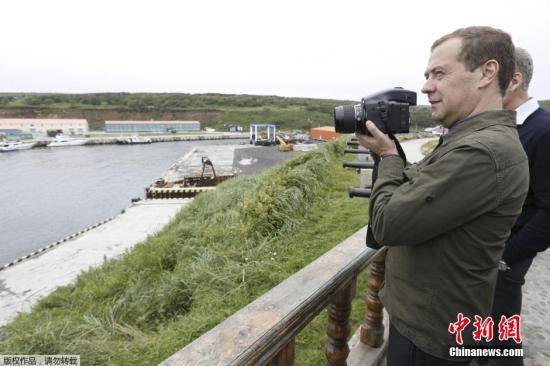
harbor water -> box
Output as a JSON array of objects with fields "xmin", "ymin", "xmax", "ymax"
[{"xmin": 0, "ymin": 139, "xmax": 246, "ymax": 267}]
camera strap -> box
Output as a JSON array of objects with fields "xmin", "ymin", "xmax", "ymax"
[
  {"xmin": 366, "ymin": 132, "xmax": 406, "ymax": 249},
  {"xmin": 366, "ymin": 152, "xmax": 382, "ymax": 249},
  {"xmin": 388, "ymin": 132, "xmax": 407, "ymax": 162}
]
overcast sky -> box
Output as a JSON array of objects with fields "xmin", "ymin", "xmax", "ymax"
[{"xmin": 1, "ymin": 0, "xmax": 549, "ymax": 104}]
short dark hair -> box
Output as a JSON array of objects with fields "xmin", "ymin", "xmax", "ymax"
[
  {"xmin": 515, "ymin": 47, "xmax": 533, "ymax": 91},
  {"xmin": 431, "ymin": 26, "xmax": 515, "ymax": 96}
]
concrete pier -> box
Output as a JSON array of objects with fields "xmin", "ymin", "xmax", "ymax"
[
  {"xmin": 31, "ymin": 132, "xmax": 248, "ymax": 147},
  {"xmin": 0, "ymin": 198, "xmax": 191, "ymax": 327},
  {"xmin": 160, "ymin": 144, "xmax": 303, "ymax": 182},
  {"xmin": 162, "ymin": 144, "xmax": 240, "ymax": 182}
]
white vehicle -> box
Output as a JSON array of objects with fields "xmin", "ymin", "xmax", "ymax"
[
  {"xmin": 0, "ymin": 141, "xmax": 35, "ymax": 152},
  {"xmin": 47, "ymin": 134, "xmax": 88, "ymax": 147},
  {"xmin": 116, "ymin": 136, "xmax": 152, "ymax": 144}
]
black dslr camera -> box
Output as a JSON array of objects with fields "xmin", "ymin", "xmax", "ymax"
[
  {"xmin": 338, "ymin": 88, "xmax": 417, "ymax": 250},
  {"xmin": 334, "ymin": 87, "xmax": 417, "ymax": 135}
]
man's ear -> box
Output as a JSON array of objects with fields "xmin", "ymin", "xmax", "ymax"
[
  {"xmin": 507, "ymin": 72, "xmax": 523, "ymax": 93},
  {"xmin": 478, "ymin": 59, "xmax": 499, "ymax": 89}
]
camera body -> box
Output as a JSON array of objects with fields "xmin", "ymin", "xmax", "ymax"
[{"xmin": 334, "ymin": 88, "xmax": 417, "ymax": 135}]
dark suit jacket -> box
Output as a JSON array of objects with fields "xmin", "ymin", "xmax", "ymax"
[{"xmin": 503, "ymin": 107, "xmax": 550, "ymax": 265}]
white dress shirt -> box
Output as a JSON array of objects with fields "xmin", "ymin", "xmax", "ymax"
[{"xmin": 516, "ymin": 98, "xmax": 540, "ymax": 125}]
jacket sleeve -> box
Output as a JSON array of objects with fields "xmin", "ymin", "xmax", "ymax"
[
  {"xmin": 370, "ymin": 144, "xmax": 498, "ymax": 246},
  {"xmin": 503, "ymin": 131, "xmax": 550, "ymax": 265}
]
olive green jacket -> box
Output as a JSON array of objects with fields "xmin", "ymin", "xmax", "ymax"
[{"xmin": 373, "ymin": 110, "xmax": 529, "ymax": 360}]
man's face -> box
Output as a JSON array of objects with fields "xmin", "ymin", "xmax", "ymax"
[{"xmin": 421, "ymin": 38, "xmax": 480, "ymax": 128}]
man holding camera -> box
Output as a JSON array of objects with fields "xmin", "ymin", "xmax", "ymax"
[{"xmin": 356, "ymin": 27, "xmax": 529, "ymax": 365}]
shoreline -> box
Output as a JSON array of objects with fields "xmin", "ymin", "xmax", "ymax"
[
  {"xmin": 0, "ymin": 142, "xmax": 299, "ymax": 327},
  {"xmin": 29, "ymin": 132, "xmax": 249, "ymax": 147}
]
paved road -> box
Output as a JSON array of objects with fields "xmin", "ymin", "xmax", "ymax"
[
  {"xmin": 522, "ymin": 250, "xmax": 550, "ymax": 365},
  {"xmin": 401, "ymin": 137, "xmax": 439, "ymax": 163}
]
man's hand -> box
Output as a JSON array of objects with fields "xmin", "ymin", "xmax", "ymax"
[{"xmin": 355, "ymin": 121, "xmax": 398, "ymax": 156}]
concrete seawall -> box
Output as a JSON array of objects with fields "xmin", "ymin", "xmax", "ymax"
[{"xmin": 31, "ymin": 132, "xmax": 248, "ymax": 147}]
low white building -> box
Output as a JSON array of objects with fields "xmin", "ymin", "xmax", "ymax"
[
  {"xmin": 0, "ymin": 119, "xmax": 89, "ymax": 136},
  {"xmin": 104, "ymin": 120, "xmax": 201, "ymax": 133}
]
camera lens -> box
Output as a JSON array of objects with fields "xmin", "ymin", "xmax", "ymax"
[{"xmin": 334, "ymin": 105, "xmax": 357, "ymax": 133}]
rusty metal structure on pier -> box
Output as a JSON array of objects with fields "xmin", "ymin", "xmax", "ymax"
[{"xmin": 146, "ymin": 155, "xmax": 234, "ymax": 199}]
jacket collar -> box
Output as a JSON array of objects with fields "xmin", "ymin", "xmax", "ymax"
[{"xmin": 441, "ymin": 110, "xmax": 516, "ymax": 144}]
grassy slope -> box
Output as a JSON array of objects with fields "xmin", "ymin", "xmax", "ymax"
[{"xmin": 0, "ymin": 140, "xmax": 370, "ymax": 365}]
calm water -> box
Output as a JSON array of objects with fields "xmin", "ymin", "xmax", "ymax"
[{"xmin": 0, "ymin": 139, "xmax": 246, "ymax": 266}]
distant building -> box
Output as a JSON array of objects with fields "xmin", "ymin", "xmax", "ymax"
[
  {"xmin": 249, "ymin": 124, "xmax": 276, "ymax": 145},
  {"xmin": 0, "ymin": 129, "xmax": 34, "ymax": 140},
  {"xmin": 227, "ymin": 124, "xmax": 243, "ymax": 132},
  {"xmin": 104, "ymin": 120, "xmax": 201, "ymax": 133},
  {"xmin": 309, "ymin": 126, "xmax": 343, "ymax": 141},
  {"xmin": 0, "ymin": 119, "xmax": 89, "ymax": 136}
]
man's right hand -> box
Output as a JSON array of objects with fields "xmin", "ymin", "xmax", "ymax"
[{"xmin": 355, "ymin": 121, "xmax": 399, "ymax": 157}]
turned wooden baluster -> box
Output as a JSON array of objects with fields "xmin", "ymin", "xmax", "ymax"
[
  {"xmin": 266, "ymin": 338, "xmax": 295, "ymax": 366},
  {"xmin": 361, "ymin": 250, "xmax": 386, "ymax": 347},
  {"xmin": 325, "ymin": 278, "xmax": 357, "ymax": 366}
]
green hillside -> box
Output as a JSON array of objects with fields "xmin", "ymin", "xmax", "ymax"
[
  {"xmin": 0, "ymin": 92, "xmax": 436, "ymax": 131},
  {"xmin": 2, "ymin": 93, "xmax": 546, "ymax": 132}
]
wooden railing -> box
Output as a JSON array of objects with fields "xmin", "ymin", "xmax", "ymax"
[{"xmin": 160, "ymin": 226, "xmax": 387, "ymax": 366}]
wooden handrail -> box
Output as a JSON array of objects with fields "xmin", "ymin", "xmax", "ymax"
[{"xmin": 159, "ymin": 227, "xmax": 384, "ymax": 366}]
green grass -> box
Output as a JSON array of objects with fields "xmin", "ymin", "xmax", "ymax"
[
  {"xmin": 421, "ymin": 139, "xmax": 439, "ymax": 156},
  {"xmin": 0, "ymin": 139, "xmax": 371, "ymax": 365}
]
